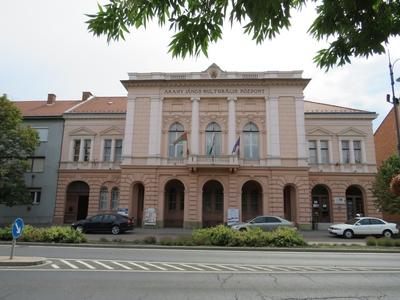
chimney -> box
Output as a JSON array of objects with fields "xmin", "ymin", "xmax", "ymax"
[
  {"xmin": 47, "ymin": 93, "xmax": 56, "ymax": 105},
  {"xmin": 82, "ymin": 91, "xmax": 93, "ymax": 101}
]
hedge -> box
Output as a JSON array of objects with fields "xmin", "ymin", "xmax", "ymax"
[{"xmin": 0, "ymin": 225, "xmax": 86, "ymax": 243}]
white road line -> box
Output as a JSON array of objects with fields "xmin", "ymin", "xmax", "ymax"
[
  {"xmin": 214, "ymin": 265, "xmax": 237, "ymax": 271},
  {"xmin": 76, "ymin": 260, "xmax": 96, "ymax": 269},
  {"xmin": 252, "ymin": 266, "xmax": 273, "ymax": 271},
  {"xmin": 51, "ymin": 264, "xmax": 60, "ymax": 269},
  {"xmin": 179, "ymin": 264, "xmax": 204, "ymax": 271},
  {"xmin": 196, "ymin": 264, "xmax": 221, "ymax": 271},
  {"xmin": 236, "ymin": 265, "xmax": 257, "ymax": 271},
  {"xmin": 60, "ymin": 259, "xmax": 78, "ymax": 269},
  {"xmin": 112, "ymin": 262, "xmax": 132, "ymax": 270},
  {"xmin": 161, "ymin": 263, "xmax": 185, "ymax": 271},
  {"xmin": 145, "ymin": 262, "xmax": 167, "ymax": 271},
  {"xmin": 93, "ymin": 260, "xmax": 114, "ymax": 270},
  {"xmin": 127, "ymin": 262, "xmax": 150, "ymax": 270}
]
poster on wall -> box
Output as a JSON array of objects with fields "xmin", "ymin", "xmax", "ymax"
[
  {"xmin": 144, "ymin": 208, "xmax": 157, "ymax": 225},
  {"xmin": 117, "ymin": 207, "xmax": 129, "ymax": 216},
  {"xmin": 227, "ymin": 208, "xmax": 240, "ymax": 226}
]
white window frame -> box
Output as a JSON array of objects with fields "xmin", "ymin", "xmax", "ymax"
[
  {"xmin": 33, "ymin": 127, "xmax": 49, "ymax": 142},
  {"xmin": 29, "ymin": 188, "xmax": 41, "ymax": 205}
]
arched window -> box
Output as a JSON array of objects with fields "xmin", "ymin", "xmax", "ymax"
[
  {"xmin": 205, "ymin": 122, "xmax": 221, "ymax": 155},
  {"xmin": 111, "ymin": 187, "xmax": 119, "ymax": 210},
  {"xmin": 99, "ymin": 186, "xmax": 108, "ymax": 210},
  {"xmin": 243, "ymin": 122, "xmax": 259, "ymax": 159},
  {"xmin": 168, "ymin": 123, "xmax": 184, "ymax": 158}
]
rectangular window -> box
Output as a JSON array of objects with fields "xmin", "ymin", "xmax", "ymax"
[
  {"xmin": 73, "ymin": 140, "xmax": 81, "ymax": 161},
  {"xmin": 26, "ymin": 157, "xmax": 45, "ymax": 172},
  {"xmin": 308, "ymin": 140, "xmax": 317, "ymax": 164},
  {"xmin": 103, "ymin": 139, "xmax": 112, "ymax": 161},
  {"xmin": 341, "ymin": 140, "xmax": 350, "ymax": 164},
  {"xmin": 29, "ymin": 188, "xmax": 41, "ymax": 205},
  {"xmin": 33, "ymin": 128, "xmax": 49, "ymax": 142},
  {"xmin": 353, "ymin": 140, "xmax": 362, "ymax": 163},
  {"xmin": 83, "ymin": 139, "xmax": 91, "ymax": 162},
  {"xmin": 320, "ymin": 140, "xmax": 329, "ymax": 164},
  {"xmin": 114, "ymin": 139, "xmax": 123, "ymax": 161}
]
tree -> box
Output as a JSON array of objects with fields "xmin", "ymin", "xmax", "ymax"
[
  {"xmin": 371, "ymin": 154, "xmax": 400, "ymax": 214},
  {"xmin": 86, "ymin": 0, "xmax": 400, "ymax": 70},
  {"xmin": 0, "ymin": 95, "xmax": 39, "ymax": 206}
]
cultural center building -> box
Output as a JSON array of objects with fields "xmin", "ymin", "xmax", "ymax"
[{"xmin": 52, "ymin": 64, "xmax": 380, "ymax": 229}]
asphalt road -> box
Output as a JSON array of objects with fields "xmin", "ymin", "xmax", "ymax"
[{"xmin": 1, "ymin": 245, "xmax": 400, "ymax": 300}]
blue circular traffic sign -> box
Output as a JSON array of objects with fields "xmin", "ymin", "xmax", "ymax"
[{"xmin": 12, "ymin": 218, "xmax": 24, "ymax": 239}]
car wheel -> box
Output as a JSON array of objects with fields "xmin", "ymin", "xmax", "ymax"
[
  {"xmin": 343, "ymin": 229, "xmax": 353, "ymax": 239},
  {"xmin": 383, "ymin": 230, "xmax": 393, "ymax": 238},
  {"xmin": 111, "ymin": 225, "xmax": 120, "ymax": 235},
  {"xmin": 76, "ymin": 225, "xmax": 84, "ymax": 233},
  {"xmin": 239, "ymin": 228, "xmax": 247, "ymax": 232}
]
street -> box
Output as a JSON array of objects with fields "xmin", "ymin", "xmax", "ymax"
[{"xmin": 1, "ymin": 245, "xmax": 400, "ymax": 299}]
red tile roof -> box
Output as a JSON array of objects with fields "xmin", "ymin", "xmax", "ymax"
[
  {"xmin": 13, "ymin": 100, "xmax": 80, "ymax": 117},
  {"xmin": 304, "ymin": 100, "xmax": 371, "ymax": 113},
  {"xmin": 67, "ymin": 97, "xmax": 127, "ymax": 114}
]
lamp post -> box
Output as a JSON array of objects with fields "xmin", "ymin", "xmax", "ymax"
[{"xmin": 387, "ymin": 53, "xmax": 400, "ymax": 155}]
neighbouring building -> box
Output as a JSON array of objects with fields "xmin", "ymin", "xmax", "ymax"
[
  {"xmin": 374, "ymin": 106, "xmax": 400, "ymax": 223},
  {"xmin": 0, "ymin": 94, "xmax": 78, "ymax": 224},
  {"xmin": 51, "ymin": 65, "xmax": 380, "ymax": 229}
]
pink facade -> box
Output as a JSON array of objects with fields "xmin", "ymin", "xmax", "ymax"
[{"xmin": 53, "ymin": 65, "xmax": 380, "ymax": 229}]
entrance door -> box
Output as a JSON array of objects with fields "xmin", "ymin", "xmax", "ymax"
[
  {"xmin": 202, "ymin": 180, "xmax": 224, "ymax": 227},
  {"xmin": 346, "ymin": 186, "xmax": 364, "ymax": 220},
  {"xmin": 77, "ymin": 196, "xmax": 89, "ymax": 220},
  {"xmin": 132, "ymin": 183, "xmax": 145, "ymax": 227},
  {"xmin": 311, "ymin": 185, "xmax": 331, "ymax": 225}
]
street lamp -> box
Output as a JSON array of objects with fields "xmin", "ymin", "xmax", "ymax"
[{"xmin": 387, "ymin": 53, "xmax": 400, "ymax": 155}]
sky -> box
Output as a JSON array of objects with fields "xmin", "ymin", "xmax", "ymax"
[{"xmin": 1, "ymin": 1, "xmax": 400, "ymax": 131}]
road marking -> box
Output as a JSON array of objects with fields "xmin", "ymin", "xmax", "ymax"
[
  {"xmin": 145, "ymin": 262, "xmax": 167, "ymax": 271},
  {"xmin": 93, "ymin": 260, "xmax": 114, "ymax": 270},
  {"xmin": 236, "ymin": 265, "xmax": 258, "ymax": 271},
  {"xmin": 112, "ymin": 262, "xmax": 132, "ymax": 270},
  {"xmin": 76, "ymin": 260, "xmax": 96, "ymax": 269},
  {"xmin": 51, "ymin": 264, "xmax": 60, "ymax": 269},
  {"xmin": 127, "ymin": 262, "xmax": 149, "ymax": 270},
  {"xmin": 196, "ymin": 264, "xmax": 221, "ymax": 271},
  {"xmin": 179, "ymin": 264, "xmax": 204, "ymax": 271},
  {"xmin": 252, "ymin": 266, "xmax": 272, "ymax": 271},
  {"xmin": 60, "ymin": 259, "xmax": 78, "ymax": 269},
  {"xmin": 161, "ymin": 263, "xmax": 185, "ymax": 271},
  {"xmin": 214, "ymin": 264, "xmax": 237, "ymax": 271}
]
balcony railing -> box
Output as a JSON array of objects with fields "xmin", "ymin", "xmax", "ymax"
[{"xmin": 60, "ymin": 161, "xmax": 121, "ymax": 170}]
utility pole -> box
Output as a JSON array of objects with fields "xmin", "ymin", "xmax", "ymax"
[{"xmin": 387, "ymin": 53, "xmax": 400, "ymax": 155}]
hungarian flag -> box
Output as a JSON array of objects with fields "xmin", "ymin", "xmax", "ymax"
[
  {"xmin": 231, "ymin": 136, "xmax": 240, "ymax": 154},
  {"xmin": 173, "ymin": 132, "xmax": 188, "ymax": 145}
]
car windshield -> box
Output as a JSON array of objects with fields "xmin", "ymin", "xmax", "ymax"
[{"xmin": 345, "ymin": 218, "xmax": 359, "ymax": 225}]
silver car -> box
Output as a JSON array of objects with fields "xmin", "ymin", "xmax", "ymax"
[{"xmin": 231, "ymin": 216, "xmax": 295, "ymax": 232}]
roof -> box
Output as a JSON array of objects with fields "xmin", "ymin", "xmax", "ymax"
[
  {"xmin": 13, "ymin": 100, "xmax": 79, "ymax": 117},
  {"xmin": 66, "ymin": 97, "xmax": 127, "ymax": 114},
  {"xmin": 304, "ymin": 101, "xmax": 372, "ymax": 114}
]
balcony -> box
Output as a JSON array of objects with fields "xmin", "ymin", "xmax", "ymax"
[
  {"xmin": 60, "ymin": 161, "xmax": 121, "ymax": 170},
  {"xmin": 187, "ymin": 155, "xmax": 239, "ymax": 171}
]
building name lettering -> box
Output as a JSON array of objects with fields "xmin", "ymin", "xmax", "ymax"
[{"xmin": 163, "ymin": 88, "xmax": 265, "ymax": 95}]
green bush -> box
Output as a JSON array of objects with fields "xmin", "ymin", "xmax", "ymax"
[
  {"xmin": 366, "ymin": 236, "xmax": 377, "ymax": 246},
  {"xmin": 0, "ymin": 225, "xmax": 86, "ymax": 243},
  {"xmin": 191, "ymin": 225, "xmax": 306, "ymax": 247},
  {"xmin": 143, "ymin": 236, "xmax": 157, "ymax": 244},
  {"xmin": 376, "ymin": 237, "xmax": 395, "ymax": 247}
]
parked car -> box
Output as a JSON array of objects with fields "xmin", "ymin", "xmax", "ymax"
[
  {"xmin": 329, "ymin": 217, "xmax": 399, "ymax": 239},
  {"xmin": 71, "ymin": 213, "xmax": 134, "ymax": 235},
  {"xmin": 230, "ymin": 216, "xmax": 295, "ymax": 232}
]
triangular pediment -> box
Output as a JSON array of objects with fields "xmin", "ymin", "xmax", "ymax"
[
  {"xmin": 338, "ymin": 127, "xmax": 366, "ymax": 136},
  {"xmin": 100, "ymin": 126, "xmax": 124, "ymax": 136},
  {"xmin": 69, "ymin": 127, "xmax": 97, "ymax": 136},
  {"xmin": 307, "ymin": 127, "xmax": 334, "ymax": 136}
]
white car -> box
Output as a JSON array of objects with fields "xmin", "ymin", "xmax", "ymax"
[
  {"xmin": 329, "ymin": 217, "xmax": 399, "ymax": 239},
  {"xmin": 231, "ymin": 216, "xmax": 295, "ymax": 232}
]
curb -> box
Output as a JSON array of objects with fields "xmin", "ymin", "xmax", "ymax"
[
  {"xmin": 1, "ymin": 241, "xmax": 400, "ymax": 253},
  {"xmin": 0, "ymin": 256, "xmax": 46, "ymax": 266}
]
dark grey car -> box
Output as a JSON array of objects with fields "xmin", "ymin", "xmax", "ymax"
[{"xmin": 231, "ymin": 216, "xmax": 295, "ymax": 231}]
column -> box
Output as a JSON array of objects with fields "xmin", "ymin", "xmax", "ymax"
[
  {"xmin": 110, "ymin": 139, "xmax": 116, "ymax": 162},
  {"xmin": 148, "ymin": 96, "xmax": 162, "ymax": 157},
  {"xmin": 266, "ymin": 96, "xmax": 281, "ymax": 165},
  {"xmin": 122, "ymin": 95, "xmax": 136, "ymax": 162},
  {"xmin": 295, "ymin": 96, "xmax": 307, "ymax": 167},
  {"xmin": 227, "ymin": 96, "xmax": 237, "ymax": 154},
  {"xmin": 78, "ymin": 138, "xmax": 84, "ymax": 162},
  {"xmin": 190, "ymin": 97, "xmax": 200, "ymax": 155}
]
